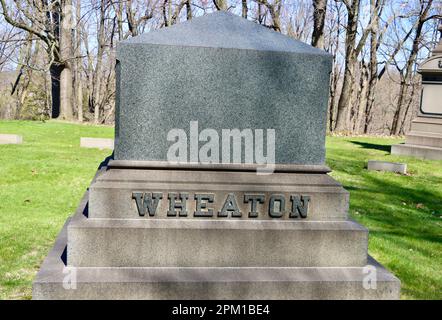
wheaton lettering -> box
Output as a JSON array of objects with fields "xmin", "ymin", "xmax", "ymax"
[{"xmin": 132, "ymin": 192, "xmax": 310, "ymax": 219}]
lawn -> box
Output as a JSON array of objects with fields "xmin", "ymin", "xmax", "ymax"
[{"xmin": 0, "ymin": 120, "xmax": 441, "ymax": 299}]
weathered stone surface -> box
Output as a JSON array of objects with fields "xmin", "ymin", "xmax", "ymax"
[
  {"xmin": 114, "ymin": 12, "xmax": 332, "ymax": 165},
  {"xmin": 391, "ymin": 143, "xmax": 442, "ymax": 160},
  {"xmin": 410, "ymin": 117, "xmax": 442, "ymax": 134},
  {"xmin": 89, "ymin": 168, "xmax": 349, "ymax": 220},
  {"xmin": 391, "ymin": 116, "xmax": 442, "ymax": 160},
  {"xmin": 80, "ymin": 137, "xmax": 114, "ymax": 149},
  {"xmin": 405, "ymin": 131, "xmax": 442, "ymax": 148},
  {"xmin": 33, "ymin": 215, "xmax": 400, "ymax": 300},
  {"xmin": 67, "ymin": 213, "xmax": 367, "ymax": 268},
  {"xmin": 367, "ymin": 160, "xmax": 407, "ymax": 174},
  {"xmin": 33, "ymin": 167, "xmax": 401, "ymax": 299},
  {"xmin": 0, "ymin": 134, "xmax": 22, "ymax": 144}
]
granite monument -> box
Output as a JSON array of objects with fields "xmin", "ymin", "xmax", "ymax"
[
  {"xmin": 392, "ymin": 23, "xmax": 442, "ymax": 160},
  {"xmin": 33, "ymin": 12, "xmax": 400, "ymax": 300}
]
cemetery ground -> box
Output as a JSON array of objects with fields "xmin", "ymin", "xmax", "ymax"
[{"xmin": 0, "ymin": 120, "xmax": 441, "ymax": 300}]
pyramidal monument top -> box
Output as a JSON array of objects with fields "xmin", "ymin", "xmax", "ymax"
[{"xmin": 120, "ymin": 11, "xmax": 329, "ymax": 55}]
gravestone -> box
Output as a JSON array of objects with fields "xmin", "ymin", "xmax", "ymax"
[
  {"xmin": 0, "ymin": 134, "xmax": 22, "ymax": 144},
  {"xmin": 367, "ymin": 160, "xmax": 407, "ymax": 174},
  {"xmin": 33, "ymin": 12, "xmax": 400, "ymax": 299},
  {"xmin": 80, "ymin": 137, "xmax": 114, "ymax": 150},
  {"xmin": 392, "ymin": 23, "xmax": 442, "ymax": 160}
]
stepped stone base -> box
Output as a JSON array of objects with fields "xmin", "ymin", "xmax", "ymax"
[
  {"xmin": 33, "ymin": 159, "xmax": 400, "ymax": 300},
  {"xmin": 67, "ymin": 213, "xmax": 368, "ymax": 268},
  {"xmin": 410, "ymin": 117, "xmax": 442, "ymax": 134},
  {"xmin": 33, "ymin": 184, "xmax": 400, "ymax": 300},
  {"xmin": 391, "ymin": 143, "xmax": 442, "ymax": 160},
  {"xmin": 33, "ymin": 218, "xmax": 400, "ymax": 300},
  {"xmin": 391, "ymin": 116, "xmax": 442, "ymax": 160},
  {"xmin": 405, "ymin": 131, "xmax": 442, "ymax": 148}
]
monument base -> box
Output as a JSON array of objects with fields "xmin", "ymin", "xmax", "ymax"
[
  {"xmin": 33, "ymin": 216, "xmax": 400, "ymax": 300},
  {"xmin": 391, "ymin": 117, "xmax": 442, "ymax": 160},
  {"xmin": 391, "ymin": 143, "xmax": 442, "ymax": 160},
  {"xmin": 33, "ymin": 187, "xmax": 400, "ymax": 300}
]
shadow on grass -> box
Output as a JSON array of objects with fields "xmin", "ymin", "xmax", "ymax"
[
  {"xmin": 350, "ymin": 140, "xmax": 392, "ymax": 153},
  {"xmin": 347, "ymin": 172, "xmax": 441, "ymax": 298},
  {"xmin": 344, "ymin": 172, "xmax": 442, "ymax": 246}
]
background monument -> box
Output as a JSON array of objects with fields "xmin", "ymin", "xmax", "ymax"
[
  {"xmin": 33, "ymin": 12, "xmax": 400, "ymax": 299},
  {"xmin": 392, "ymin": 23, "xmax": 442, "ymax": 160}
]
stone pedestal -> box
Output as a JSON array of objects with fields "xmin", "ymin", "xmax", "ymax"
[
  {"xmin": 392, "ymin": 31, "xmax": 442, "ymax": 160},
  {"xmin": 391, "ymin": 117, "xmax": 442, "ymax": 160},
  {"xmin": 33, "ymin": 161, "xmax": 400, "ymax": 299}
]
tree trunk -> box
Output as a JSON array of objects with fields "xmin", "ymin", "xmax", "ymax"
[
  {"xmin": 14, "ymin": 34, "xmax": 33, "ymax": 119},
  {"xmin": 58, "ymin": 0, "xmax": 74, "ymax": 120},
  {"xmin": 328, "ymin": 63, "xmax": 339, "ymax": 131},
  {"xmin": 75, "ymin": 64, "xmax": 83, "ymax": 122},
  {"xmin": 75, "ymin": 0, "xmax": 83, "ymax": 122},
  {"xmin": 242, "ymin": 0, "xmax": 248, "ymax": 18},
  {"xmin": 391, "ymin": 79, "xmax": 406, "ymax": 135},
  {"xmin": 399, "ymin": 82, "xmax": 417, "ymax": 134},
  {"xmin": 327, "ymin": 1, "xmax": 343, "ymax": 132},
  {"xmin": 45, "ymin": 68, "xmax": 52, "ymax": 117},
  {"xmin": 335, "ymin": 0, "xmax": 370, "ymax": 132},
  {"xmin": 94, "ymin": 0, "xmax": 106, "ymax": 124},
  {"xmin": 335, "ymin": 1, "xmax": 359, "ymax": 131},
  {"xmin": 363, "ymin": 0, "xmax": 379, "ymax": 134},
  {"xmin": 355, "ymin": 62, "xmax": 369, "ymax": 133},
  {"xmin": 186, "ymin": 0, "xmax": 192, "ymax": 20},
  {"xmin": 335, "ymin": 61, "xmax": 355, "ymax": 131},
  {"xmin": 60, "ymin": 66, "xmax": 73, "ymax": 120},
  {"xmin": 50, "ymin": 64, "xmax": 62, "ymax": 118},
  {"xmin": 213, "ymin": 0, "xmax": 228, "ymax": 11},
  {"xmin": 311, "ymin": 0, "xmax": 327, "ymax": 49}
]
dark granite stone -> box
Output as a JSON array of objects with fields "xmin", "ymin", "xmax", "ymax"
[{"xmin": 115, "ymin": 11, "xmax": 332, "ymax": 165}]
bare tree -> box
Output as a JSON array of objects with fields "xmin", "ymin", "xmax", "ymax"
[
  {"xmin": 0, "ymin": 0, "xmax": 74, "ymax": 119},
  {"xmin": 75, "ymin": 0, "xmax": 83, "ymax": 122},
  {"xmin": 213, "ymin": 0, "xmax": 228, "ymax": 11},
  {"xmin": 242, "ymin": 0, "xmax": 248, "ymax": 18},
  {"xmin": 334, "ymin": 0, "xmax": 373, "ymax": 131},
  {"xmin": 312, "ymin": 0, "xmax": 327, "ymax": 48},
  {"xmin": 254, "ymin": 0, "xmax": 282, "ymax": 31},
  {"xmin": 0, "ymin": 0, "xmax": 440, "ymax": 132},
  {"xmin": 325, "ymin": 0, "xmax": 344, "ymax": 131}
]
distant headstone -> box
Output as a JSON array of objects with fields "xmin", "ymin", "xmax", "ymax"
[
  {"xmin": 367, "ymin": 160, "xmax": 407, "ymax": 174},
  {"xmin": 34, "ymin": 12, "xmax": 400, "ymax": 300},
  {"xmin": 80, "ymin": 137, "xmax": 114, "ymax": 150},
  {"xmin": 392, "ymin": 23, "xmax": 442, "ymax": 160},
  {"xmin": 0, "ymin": 134, "xmax": 22, "ymax": 144}
]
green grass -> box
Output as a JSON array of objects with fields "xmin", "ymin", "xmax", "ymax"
[
  {"xmin": 0, "ymin": 120, "xmax": 441, "ymax": 299},
  {"xmin": 0, "ymin": 120, "xmax": 113, "ymax": 299},
  {"xmin": 327, "ymin": 137, "xmax": 442, "ymax": 299}
]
